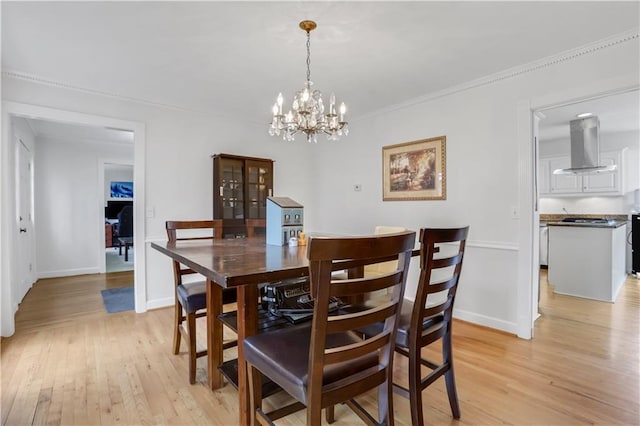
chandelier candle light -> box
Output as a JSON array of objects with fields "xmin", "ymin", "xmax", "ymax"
[{"xmin": 269, "ymin": 20, "xmax": 349, "ymax": 143}]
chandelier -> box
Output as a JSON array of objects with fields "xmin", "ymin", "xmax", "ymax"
[{"xmin": 269, "ymin": 20, "xmax": 349, "ymax": 143}]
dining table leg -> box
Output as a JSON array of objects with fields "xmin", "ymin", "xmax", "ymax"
[
  {"xmin": 236, "ymin": 284, "xmax": 259, "ymax": 426},
  {"xmin": 206, "ymin": 278, "xmax": 224, "ymax": 390}
]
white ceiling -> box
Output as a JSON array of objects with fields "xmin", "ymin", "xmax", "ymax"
[
  {"xmin": 538, "ymin": 89, "xmax": 640, "ymax": 141},
  {"xmin": 3, "ymin": 1, "xmax": 639, "ymax": 127}
]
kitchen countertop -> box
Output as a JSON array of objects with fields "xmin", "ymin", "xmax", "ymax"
[
  {"xmin": 541, "ymin": 214, "xmax": 628, "ymax": 229},
  {"xmin": 546, "ymin": 220, "xmax": 626, "ymax": 229}
]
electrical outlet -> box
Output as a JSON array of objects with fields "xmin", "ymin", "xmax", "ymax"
[
  {"xmin": 510, "ymin": 206, "xmax": 519, "ymax": 219},
  {"xmin": 354, "ymin": 184, "xmax": 362, "ymax": 192}
]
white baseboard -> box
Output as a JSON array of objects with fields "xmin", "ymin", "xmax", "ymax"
[
  {"xmin": 146, "ymin": 297, "xmax": 173, "ymax": 311},
  {"xmin": 38, "ymin": 267, "xmax": 101, "ymax": 279},
  {"xmin": 453, "ymin": 307, "xmax": 518, "ymax": 335}
]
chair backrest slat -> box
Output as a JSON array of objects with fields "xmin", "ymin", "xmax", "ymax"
[
  {"xmin": 323, "ymin": 332, "xmax": 390, "ymax": 365},
  {"xmin": 329, "ymin": 271, "xmax": 401, "ymax": 298},
  {"xmin": 422, "ymin": 297, "xmax": 454, "ymax": 319},
  {"xmin": 432, "ymin": 252, "xmax": 464, "ymax": 268},
  {"xmin": 425, "ymin": 275, "xmax": 461, "ymax": 294},
  {"xmin": 326, "ymin": 302, "xmax": 397, "ymax": 335},
  {"xmin": 166, "ymin": 220, "xmax": 223, "ymax": 242}
]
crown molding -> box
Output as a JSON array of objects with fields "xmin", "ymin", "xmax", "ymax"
[
  {"xmin": 354, "ymin": 28, "xmax": 640, "ymax": 122},
  {"xmin": 2, "ymin": 69, "xmax": 268, "ymax": 125},
  {"xmin": 1, "ymin": 69, "xmax": 217, "ymax": 116}
]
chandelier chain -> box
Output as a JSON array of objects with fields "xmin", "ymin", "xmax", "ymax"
[{"xmin": 306, "ymin": 31, "xmax": 311, "ymax": 83}]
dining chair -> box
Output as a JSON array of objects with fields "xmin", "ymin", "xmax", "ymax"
[
  {"xmin": 365, "ymin": 226, "xmax": 408, "ymax": 279},
  {"xmin": 392, "ymin": 226, "xmax": 469, "ymax": 425},
  {"xmin": 245, "ymin": 218, "xmax": 266, "ymax": 238},
  {"xmin": 117, "ymin": 205, "xmax": 133, "ymax": 238},
  {"xmin": 243, "ymin": 230, "xmax": 416, "ymax": 425},
  {"xmin": 332, "ymin": 226, "xmax": 407, "ymax": 297},
  {"xmin": 116, "ymin": 205, "xmax": 134, "ymax": 257},
  {"xmin": 166, "ymin": 219, "xmax": 237, "ymax": 384}
]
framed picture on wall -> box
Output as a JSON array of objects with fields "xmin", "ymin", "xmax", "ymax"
[
  {"xmin": 382, "ymin": 136, "xmax": 446, "ymax": 201},
  {"xmin": 110, "ymin": 181, "xmax": 134, "ymax": 199}
]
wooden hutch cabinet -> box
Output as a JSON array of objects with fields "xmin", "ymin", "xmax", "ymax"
[{"xmin": 212, "ymin": 153, "xmax": 273, "ymax": 238}]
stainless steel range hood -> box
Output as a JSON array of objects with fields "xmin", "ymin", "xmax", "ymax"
[{"xmin": 552, "ymin": 116, "xmax": 617, "ymax": 175}]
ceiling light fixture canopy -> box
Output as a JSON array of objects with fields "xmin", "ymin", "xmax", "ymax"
[{"xmin": 269, "ymin": 20, "xmax": 349, "ymax": 143}]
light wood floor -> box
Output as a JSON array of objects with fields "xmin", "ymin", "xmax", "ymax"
[{"xmin": 2, "ymin": 270, "xmax": 638, "ymax": 425}]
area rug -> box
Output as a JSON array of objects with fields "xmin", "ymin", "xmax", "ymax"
[
  {"xmin": 105, "ymin": 249, "xmax": 134, "ymax": 273},
  {"xmin": 101, "ymin": 286, "xmax": 134, "ymax": 313}
]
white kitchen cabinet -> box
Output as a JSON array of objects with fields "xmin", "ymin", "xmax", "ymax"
[
  {"xmin": 547, "ymin": 156, "xmax": 580, "ymax": 194},
  {"xmin": 541, "ymin": 150, "xmax": 623, "ymax": 196},
  {"xmin": 582, "ymin": 151, "xmax": 621, "ymax": 193}
]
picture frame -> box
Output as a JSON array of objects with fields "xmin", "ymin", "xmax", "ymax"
[
  {"xmin": 110, "ymin": 181, "xmax": 134, "ymax": 199},
  {"xmin": 382, "ymin": 136, "xmax": 446, "ymax": 201}
]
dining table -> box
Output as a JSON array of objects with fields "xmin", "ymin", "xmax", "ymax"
[{"xmin": 151, "ymin": 235, "xmax": 370, "ymax": 425}]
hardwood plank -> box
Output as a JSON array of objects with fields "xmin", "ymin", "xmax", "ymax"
[{"xmin": 1, "ymin": 270, "xmax": 638, "ymax": 425}]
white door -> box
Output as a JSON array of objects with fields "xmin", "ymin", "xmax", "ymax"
[{"xmin": 16, "ymin": 139, "xmax": 34, "ymax": 303}]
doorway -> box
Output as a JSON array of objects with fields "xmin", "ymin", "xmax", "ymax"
[
  {"xmin": 103, "ymin": 163, "xmax": 135, "ymax": 273},
  {"xmin": 533, "ymin": 89, "xmax": 640, "ymax": 317},
  {"xmin": 2, "ymin": 102, "xmax": 147, "ymax": 337}
]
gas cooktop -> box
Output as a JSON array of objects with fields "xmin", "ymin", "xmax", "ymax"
[
  {"xmin": 561, "ymin": 217, "xmax": 615, "ymax": 224},
  {"xmin": 561, "ymin": 217, "xmax": 616, "ymax": 225}
]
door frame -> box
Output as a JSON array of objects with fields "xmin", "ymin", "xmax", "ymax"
[{"xmin": 1, "ymin": 102, "xmax": 147, "ymax": 337}]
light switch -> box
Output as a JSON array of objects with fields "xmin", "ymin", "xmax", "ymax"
[
  {"xmin": 510, "ymin": 206, "xmax": 519, "ymax": 219},
  {"xmin": 146, "ymin": 207, "xmax": 155, "ymax": 218}
]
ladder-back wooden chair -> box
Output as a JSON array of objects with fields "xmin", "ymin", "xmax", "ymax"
[
  {"xmin": 395, "ymin": 227, "xmax": 469, "ymax": 425},
  {"xmin": 243, "ymin": 230, "xmax": 416, "ymax": 425},
  {"xmin": 166, "ymin": 220, "xmax": 237, "ymax": 384}
]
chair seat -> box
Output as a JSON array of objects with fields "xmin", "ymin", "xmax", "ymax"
[
  {"xmin": 395, "ymin": 300, "xmax": 444, "ymax": 348},
  {"xmin": 177, "ymin": 281, "xmax": 237, "ymax": 313},
  {"xmin": 358, "ymin": 299, "xmax": 444, "ymax": 348},
  {"xmin": 244, "ymin": 324, "xmax": 379, "ymax": 403}
]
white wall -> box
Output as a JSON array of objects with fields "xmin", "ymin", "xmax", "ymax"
[
  {"xmin": 308, "ymin": 35, "xmax": 639, "ymax": 332},
  {"xmin": 2, "ymin": 31, "xmax": 639, "ymax": 336},
  {"xmin": 34, "ymin": 137, "xmax": 134, "ymax": 277}
]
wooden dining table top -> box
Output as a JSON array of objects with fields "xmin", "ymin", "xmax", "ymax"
[
  {"xmin": 151, "ymin": 236, "xmax": 311, "ymax": 287},
  {"xmin": 151, "ymin": 234, "xmax": 420, "ymax": 288}
]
